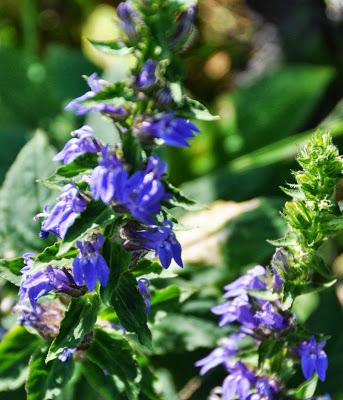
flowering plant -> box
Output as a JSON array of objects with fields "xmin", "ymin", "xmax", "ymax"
[
  {"xmin": 0, "ymin": 1, "xmax": 341, "ymax": 400},
  {"xmin": 196, "ymin": 132, "xmax": 342, "ymax": 399},
  {"xmin": 0, "ymin": 1, "xmax": 217, "ymax": 398}
]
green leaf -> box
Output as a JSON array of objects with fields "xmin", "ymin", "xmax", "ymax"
[
  {"xmin": 217, "ymin": 65, "xmax": 334, "ymax": 156},
  {"xmin": 292, "ymin": 374, "xmax": 318, "ymax": 399},
  {"xmin": 40, "ymin": 154, "xmax": 98, "ymax": 191},
  {"xmin": 63, "ymin": 201, "xmax": 116, "ymax": 244},
  {"xmin": 0, "ymin": 326, "xmax": 41, "ymax": 392},
  {"xmin": 258, "ymin": 339, "xmax": 284, "ymax": 367},
  {"xmin": 164, "ymin": 181, "xmax": 203, "ymax": 211},
  {"xmin": 111, "ymin": 271, "xmax": 152, "ymax": 348},
  {"xmin": 88, "ymin": 39, "xmax": 133, "ymax": 55},
  {"xmin": 248, "ymin": 289, "xmax": 279, "ymax": 301},
  {"xmin": 46, "ymin": 293, "xmax": 100, "ymax": 362},
  {"xmin": 0, "ymin": 257, "xmax": 23, "ymax": 285},
  {"xmin": 286, "ymin": 278, "xmax": 337, "ymax": 298},
  {"xmin": 178, "ymin": 97, "xmax": 219, "ymax": 121},
  {"xmin": 0, "ymin": 131, "xmax": 56, "ymax": 256},
  {"xmin": 86, "ymin": 328, "xmax": 140, "ymax": 400},
  {"xmin": 101, "ymin": 241, "xmax": 152, "ymax": 348},
  {"xmin": 151, "ymin": 285, "xmax": 180, "ymax": 307},
  {"xmin": 81, "ymin": 359, "xmax": 123, "ymax": 400},
  {"xmin": 26, "ymin": 347, "xmax": 75, "ymax": 400},
  {"xmin": 152, "ymin": 314, "xmax": 224, "ymax": 353}
]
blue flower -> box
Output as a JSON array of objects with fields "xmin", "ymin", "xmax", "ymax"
[
  {"xmin": 65, "ymin": 73, "xmax": 128, "ymax": 118},
  {"xmin": 254, "ymin": 301, "xmax": 289, "ymax": 331},
  {"xmin": 156, "ymin": 87, "xmax": 173, "ymax": 108},
  {"xmin": 90, "ymin": 147, "xmax": 125, "ymax": 204},
  {"xmin": 115, "ymin": 156, "xmax": 171, "ymax": 223},
  {"xmin": 298, "ymin": 336, "xmax": 328, "ymax": 381},
  {"xmin": 246, "ymin": 378, "xmax": 279, "ymax": 400},
  {"xmin": 16, "ymin": 303, "xmax": 62, "ymax": 340},
  {"xmin": 130, "ymin": 220, "xmax": 183, "ymax": 268},
  {"xmin": 223, "ymin": 266, "xmax": 266, "ymax": 299},
  {"xmin": 211, "ymin": 294, "xmax": 256, "ymax": 328},
  {"xmin": 195, "ymin": 334, "xmax": 244, "ymax": 376},
  {"xmin": 19, "ymin": 266, "xmax": 76, "ymax": 309},
  {"xmin": 137, "ymin": 278, "xmax": 151, "ymax": 313},
  {"xmin": 270, "ymin": 248, "xmax": 289, "ymax": 291},
  {"xmin": 140, "ymin": 113, "xmax": 199, "ymax": 147},
  {"xmin": 58, "ymin": 348, "xmax": 76, "ymax": 363},
  {"xmin": 53, "ymin": 125, "xmax": 100, "ymax": 165},
  {"xmin": 72, "ymin": 234, "xmax": 109, "ymax": 291},
  {"xmin": 136, "ymin": 60, "xmax": 157, "ymax": 90},
  {"xmin": 117, "ymin": 1, "xmax": 138, "ymax": 40},
  {"xmin": 170, "ymin": 5, "xmax": 197, "ymax": 46},
  {"xmin": 222, "ymin": 361, "xmax": 256, "ymax": 400},
  {"xmin": 39, "ymin": 184, "xmax": 87, "ymax": 239}
]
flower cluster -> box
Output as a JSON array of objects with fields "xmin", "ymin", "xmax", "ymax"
[
  {"xmin": 196, "ymin": 249, "xmax": 328, "ymax": 399},
  {"xmin": 195, "ymin": 132, "xmax": 343, "ymax": 399},
  {"xmin": 17, "ymin": 0, "xmax": 202, "ymax": 348}
]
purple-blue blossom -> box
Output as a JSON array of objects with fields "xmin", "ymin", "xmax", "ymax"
[
  {"xmin": 246, "ymin": 378, "xmax": 279, "ymax": 400},
  {"xmin": 117, "ymin": 1, "xmax": 138, "ymax": 40},
  {"xmin": 136, "ymin": 60, "xmax": 157, "ymax": 90},
  {"xmin": 270, "ymin": 248, "xmax": 289, "ymax": 291},
  {"xmin": 211, "ymin": 294, "xmax": 256, "ymax": 328},
  {"xmin": 19, "ymin": 266, "xmax": 76, "ymax": 309},
  {"xmin": 195, "ymin": 334, "xmax": 244, "ymax": 375},
  {"xmin": 298, "ymin": 336, "xmax": 328, "ymax": 382},
  {"xmin": 115, "ymin": 155, "xmax": 171, "ymax": 224},
  {"xmin": 254, "ymin": 301, "xmax": 289, "ymax": 331},
  {"xmin": 38, "ymin": 184, "xmax": 87, "ymax": 239},
  {"xmin": 91, "ymin": 151, "xmax": 169, "ymax": 223},
  {"xmin": 16, "ymin": 303, "xmax": 62, "ymax": 340},
  {"xmin": 224, "ymin": 265, "xmax": 266, "ymax": 299},
  {"xmin": 72, "ymin": 234, "xmax": 109, "ymax": 291},
  {"xmin": 53, "ymin": 125, "xmax": 100, "ymax": 165},
  {"xmin": 222, "ymin": 361, "xmax": 256, "ymax": 400},
  {"xmin": 170, "ymin": 5, "xmax": 198, "ymax": 46},
  {"xmin": 156, "ymin": 87, "xmax": 173, "ymax": 108},
  {"xmin": 90, "ymin": 146, "xmax": 125, "ymax": 204},
  {"xmin": 130, "ymin": 220, "xmax": 183, "ymax": 268},
  {"xmin": 140, "ymin": 113, "xmax": 199, "ymax": 147},
  {"xmin": 58, "ymin": 348, "xmax": 76, "ymax": 363},
  {"xmin": 65, "ymin": 73, "xmax": 127, "ymax": 117},
  {"xmin": 137, "ymin": 278, "xmax": 151, "ymax": 313}
]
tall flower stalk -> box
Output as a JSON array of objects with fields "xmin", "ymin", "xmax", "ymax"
[
  {"xmin": 0, "ymin": 1, "xmax": 219, "ymax": 398},
  {"xmin": 196, "ymin": 132, "xmax": 342, "ymax": 399}
]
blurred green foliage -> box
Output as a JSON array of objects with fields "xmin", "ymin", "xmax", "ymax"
[{"xmin": 1, "ymin": 0, "xmax": 343, "ymax": 399}]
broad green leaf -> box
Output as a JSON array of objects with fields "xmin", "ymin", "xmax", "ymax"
[
  {"xmin": 0, "ymin": 257, "xmax": 23, "ymax": 286},
  {"xmin": 0, "ymin": 131, "xmax": 56, "ymax": 256},
  {"xmin": 258, "ymin": 339, "xmax": 284, "ymax": 367},
  {"xmin": 292, "ymin": 374, "xmax": 318, "ymax": 399},
  {"xmin": 40, "ymin": 153, "xmax": 98, "ymax": 191},
  {"xmin": 86, "ymin": 328, "xmax": 140, "ymax": 400},
  {"xmin": 216, "ymin": 65, "xmax": 334, "ymax": 156},
  {"xmin": 46, "ymin": 293, "xmax": 100, "ymax": 362},
  {"xmin": 63, "ymin": 201, "xmax": 116, "ymax": 244},
  {"xmin": 178, "ymin": 97, "xmax": 219, "ymax": 121},
  {"xmin": 81, "ymin": 360, "xmax": 123, "ymax": 400},
  {"xmin": 248, "ymin": 289, "xmax": 279, "ymax": 302},
  {"xmin": 0, "ymin": 129, "xmax": 27, "ymax": 185},
  {"xmin": 152, "ymin": 314, "xmax": 224, "ymax": 353},
  {"xmin": 0, "ymin": 326, "xmax": 41, "ymax": 392},
  {"xmin": 26, "ymin": 347, "xmax": 75, "ymax": 400},
  {"xmin": 164, "ymin": 181, "xmax": 203, "ymax": 211},
  {"xmin": 88, "ymin": 39, "xmax": 133, "ymax": 55},
  {"xmin": 101, "ymin": 241, "xmax": 152, "ymax": 348},
  {"xmin": 110, "ymin": 271, "xmax": 152, "ymax": 348},
  {"xmin": 151, "ymin": 286, "xmax": 180, "ymax": 307}
]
